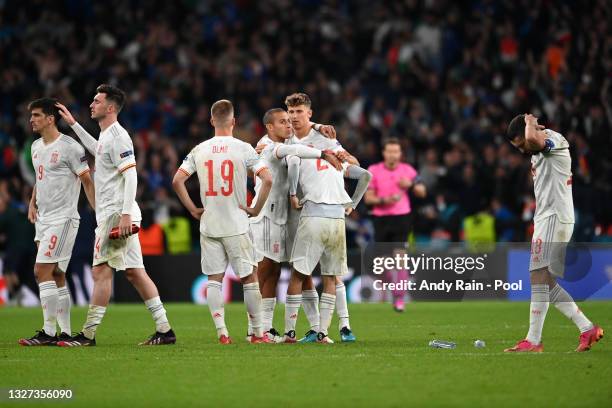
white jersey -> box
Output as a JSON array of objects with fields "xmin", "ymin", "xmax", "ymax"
[
  {"xmin": 93, "ymin": 122, "xmax": 142, "ymax": 224},
  {"xmin": 531, "ymin": 129, "xmax": 574, "ymax": 223},
  {"xmin": 288, "ymin": 128, "xmax": 343, "ymax": 151},
  {"xmin": 290, "ymin": 130, "xmax": 351, "ymax": 206},
  {"xmin": 31, "ymin": 134, "xmax": 89, "ymax": 224},
  {"xmin": 179, "ymin": 136, "xmax": 266, "ymax": 238},
  {"xmin": 251, "ymin": 135, "xmax": 290, "ymax": 224}
]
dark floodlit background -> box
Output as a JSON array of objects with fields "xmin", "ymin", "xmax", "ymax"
[{"xmin": 0, "ymin": 0, "xmax": 610, "ymax": 303}]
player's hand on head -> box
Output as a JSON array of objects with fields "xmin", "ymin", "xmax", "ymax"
[
  {"xmin": 55, "ymin": 103, "xmax": 76, "ymax": 126},
  {"xmin": 190, "ymin": 208, "xmax": 204, "ymax": 220},
  {"xmin": 289, "ymin": 195, "xmax": 302, "ymax": 210},
  {"xmin": 322, "ymin": 150, "xmax": 343, "ymax": 171},
  {"xmin": 320, "ymin": 125, "xmax": 337, "ymax": 139},
  {"xmin": 524, "ymin": 113, "xmax": 538, "ymax": 126}
]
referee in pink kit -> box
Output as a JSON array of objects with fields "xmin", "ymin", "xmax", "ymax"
[{"xmin": 364, "ymin": 138, "xmax": 426, "ymax": 311}]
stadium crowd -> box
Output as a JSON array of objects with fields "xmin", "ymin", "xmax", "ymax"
[{"xmin": 1, "ymin": 0, "xmax": 611, "ymax": 290}]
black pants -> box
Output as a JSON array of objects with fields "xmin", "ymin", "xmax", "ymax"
[{"xmin": 373, "ymin": 213, "xmax": 413, "ymax": 243}]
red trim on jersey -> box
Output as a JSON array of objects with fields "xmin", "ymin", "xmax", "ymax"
[
  {"xmin": 177, "ymin": 168, "xmax": 192, "ymax": 177},
  {"xmin": 118, "ymin": 163, "xmax": 136, "ymax": 173}
]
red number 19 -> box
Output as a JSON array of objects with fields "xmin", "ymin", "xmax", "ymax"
[{"xmin": 204, "ymin": 160, "xmax": 234, "ymax": 196}]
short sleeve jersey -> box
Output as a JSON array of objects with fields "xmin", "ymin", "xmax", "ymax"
[
  {"xmin": 31, "ymin": 134, "xmax": 89, "ymax": 223},
  {"xmin": 531, "ymin": 129, "xmax": 574, "ymax": 223},
  {"xmin": 179, "ymin": 136, "xmax": 267, "ymax": 237}
]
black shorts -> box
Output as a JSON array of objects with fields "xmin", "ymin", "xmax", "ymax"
[{"xmin": 372, "ymin": 213, "xmax": 413, "ymax": 243}]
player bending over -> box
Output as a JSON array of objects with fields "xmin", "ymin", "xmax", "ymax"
[{"xmin": 504, "ymin": 113, "xmax": 603, "ymax": 352}]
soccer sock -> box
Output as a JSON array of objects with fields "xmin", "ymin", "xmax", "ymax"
[
  {"xmin": 284, "ymin": 294, "xmax": 302, "ymax": 334},
  {"xmin": 526, "ymin": 284, "xmax": 549, "ymax": 345},
  {"xmin": 57, "ymin": 286, "xmax": 72, "ymax": 335},
  {"xmin": 262, "ymin": 297, "xmax": 276, "ymax": 332},
  {"xmin": 550, "ymin": 284, "xmax": 594, "ymax": 333},
  {"xmin": 302, "ymin": 289, "xmax": 320, "ymax": 332},
  {"xmin": 392, "ymin": 269, "xmax": 409, "ymax": 301},
  {"xmin": 207, "ymin": 281, "xmax": 228, "ymax": 337},
  {"xmin": 144, "ymin": 296, "xmax": 171, "ymax": 333},
  {"xmin": 243, "ymin": 283, "xmax": 263, "ymax": 337},
  {"xmin": 82, "ymin": 305, "xmax": 107, "ymax": 340},
  {"xmin": 246, "ymin": 311, "xmax": 253, "ymax": 336},
  {"xmin": 39, "ymin": 281, "xmax": 59, "ymax": 336},
  {"xmin": 335, "ymin": 282, "xmax": 350, "ymax": 330},
  {"xmin": 319, "ymin": 293, "xmax": 336, "ymax": 336}
]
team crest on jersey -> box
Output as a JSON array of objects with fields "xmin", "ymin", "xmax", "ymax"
[{"xmin": 50, "ymin": 151, "xmax": 60, "ymax": 164}]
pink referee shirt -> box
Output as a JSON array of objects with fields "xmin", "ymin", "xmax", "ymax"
[{"xmin": 367, "ymin": 162, "xmax": 418, "ymax": 216}]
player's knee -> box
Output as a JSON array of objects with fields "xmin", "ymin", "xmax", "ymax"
[
  {"xmin": 54, "ymin": 273, "xmax": 66, "ymax": 287},
  {"xmin": 530, "ymin": 267, "xmax": 550, "ymax": 284},
  {"xmin": 34, "ymin": 263, "xmax": 54, "ymax": 282},
  {"xmin": 241, "ymin": 272, "xmax": 257, "ymax": 285},
  {"xmin": 125, "ymin": 268, "xmax": 137, "ymax": 283},
  {"xmin": 91, "ymin": 266, "xmax": 112, "ymax": 283}
]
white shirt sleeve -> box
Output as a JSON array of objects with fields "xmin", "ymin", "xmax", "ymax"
[
  {"xmin": 70, "ymin": 122, "xmax": 98, "ymax": 155},
  {"xmin": 178, "ymin": 149, "xmax": 197, "ymax": 176},
  {"xmin": 245, "ymin": 144, "xmax": 267, "ymax": 175},
  {"xmin": 68, "ymin": 143, "xmax": 90, "ymax": 176},
  {"xmin": 111, "ymin": 132, "xmax": 137, "ymax": 173},
  {"xmin": 273, "ymin": 144, "xmax": 322, "ymax": 160}
]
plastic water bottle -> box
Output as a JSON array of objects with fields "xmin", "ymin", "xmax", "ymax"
[{"xmin": 429, "ymin": 340, "xmax": 456, "ymax": 349}]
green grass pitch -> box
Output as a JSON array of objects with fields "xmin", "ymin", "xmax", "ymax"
[{"xmin": 1, "ymin": 302, "xmax": 610, "ymax": 407}]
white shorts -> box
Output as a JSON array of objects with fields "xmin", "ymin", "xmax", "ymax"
[
  {"xmin": 35, "ymin": 219, "xmax": 79, "ymax": 272},
  {"xmin": 93, "ymin": 214, "xmax": 144, "ymax": 271},
  {"xmin": 290, "ymin": 216, "xmax": 348, "ymax": 276},
  {"xmin": 200, "ymin": 233, "xmax": 256, "ymax": 278},
  {"xmin": 250, "ymin": 217, "xmax": 287, "ymax": 263},
  {"xmin": 529, "ymin": 214, "xmax": 574, "ymax": 277}
]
